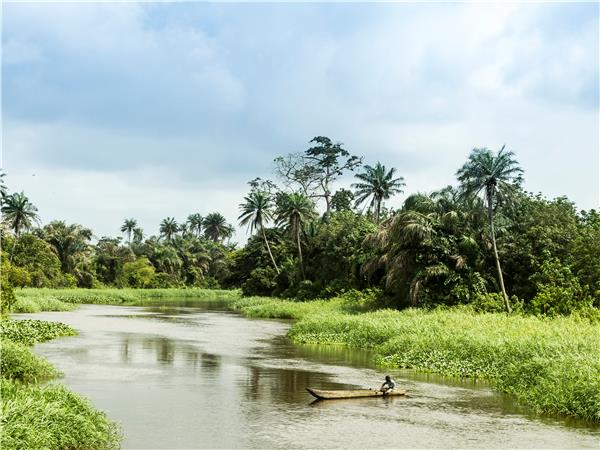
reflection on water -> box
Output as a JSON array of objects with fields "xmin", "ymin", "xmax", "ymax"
[{"xmin": 19, "ymin": 304, "xmax": 600, "ymax": 450}]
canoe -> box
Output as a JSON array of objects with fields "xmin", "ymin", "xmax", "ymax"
[{"xmin": 306, "ymin": 387, "xmax": 407, "ymax": 400}]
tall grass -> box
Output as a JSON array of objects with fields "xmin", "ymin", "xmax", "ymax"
[
  {"xmin": 16, "ymin": 288, "xmax": 241, "ymax": 307},
  {"xmin": 0, "ymin": 318, "xmax": 121, "ymax": 448},
  {"xmin": 233, "ymin": 297, "xmax": 600, "ymax": 422},
  {"xmin": 1, "ymin": 379, "xmax": 121, "ymax": 450},
  {"xmin": 0, "ymin": 340, "xmax": 59, "ymax": 382}
]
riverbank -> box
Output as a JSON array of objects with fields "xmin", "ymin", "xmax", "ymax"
[
  {"xmin": 11, "ymin": 288, "xmax": 600, "ymax": 422},
  {"xmin": 231, "ymin": 296, "xmax": 600, "ymax": 422},
  {"xmin": 0, "ymin": 318, "xmax": 121, "ymax": 449}
]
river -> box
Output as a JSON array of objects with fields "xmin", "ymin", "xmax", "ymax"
[{"xmin": 20, "ymin": 302, "xmax": 600, "ymax": 449}]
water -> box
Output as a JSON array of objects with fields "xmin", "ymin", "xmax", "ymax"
[{"xmin": 20, "ymin": 303, "xmax": 599, "ymax": 449}]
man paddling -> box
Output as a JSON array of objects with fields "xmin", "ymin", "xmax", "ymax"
[{"xmin": 380, "ymin": 375, "xmax": 396, "ymax": 395}]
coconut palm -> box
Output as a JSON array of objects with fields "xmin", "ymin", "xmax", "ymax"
[
  {"xmin": 2, "ymin": 192, "xmax": 40, "ymax": 262},
  {"xmin": 41, "ymin": 221, "xmax": 92, "ymax": 274},
  {"xmin": 275, "ymin": 192, "xmax": 317, "ymax": 279},
  {"xmin": 203, "ymin": 213, "xmax": 233, "ymax": 242},
  {"xmin": 239, "ymin": 191, "xmax": 280, "ymax": 274},
  {"xmin": 159, "ymin": 217, "xmax": 179, "ymax": 241},
  {"xmin": 187, "ymin": 213, "xmax": 203, "ymax": 237},
  {"xmin": 132, "ymin": 227, "xmax": 144, "ymax": 244},
  {"xmin": 0, "ymin": 171, "xmax": 8, "ymax": 204},
  {"xmin": 121, "ymin": 218, "xmax": 137, "ymax": 246},
  {"xmin": 456, "ymin": 146, "xmax": 523, "ymax": 313},
  {"xmin": 352, "ymin": 162, "xmax": 405, "ymax": 223}
]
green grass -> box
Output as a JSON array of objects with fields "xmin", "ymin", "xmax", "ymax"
[
  {"xmin": 12, "ymin": 296, "xmax": 76, "ymax": 313},
  {"xmin": 1, "ymin": 379, "xmax": 121, "ymax": 450},
  {"xmin": 0, "ymin": 340, "xmax": 59, "ymax": 382},
  {"xmin": 16, "ymin": 288, "xmax": 241, "ymax": 307},
  {"xmin": 233, "ymin": 297, "xmax": 600, "ymax": 422},
  {"xmin": 0, "ymin": 318, "xmax": 121, "ymax": 448}
]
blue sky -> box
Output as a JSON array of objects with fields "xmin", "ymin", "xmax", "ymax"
[{"xmin": 2, "ymin": 2, "xmax": 598, "ymax": 243}]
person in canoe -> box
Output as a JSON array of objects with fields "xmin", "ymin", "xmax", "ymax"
[{"xmin": 380, "ymin": 375, "xmax": 396, "ymax": 395}]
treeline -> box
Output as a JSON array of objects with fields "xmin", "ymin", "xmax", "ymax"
[{"xmin": 1, "ymin": 137, "xmax": 599, "ymax": 317}]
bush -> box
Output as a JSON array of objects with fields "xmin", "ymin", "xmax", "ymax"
[
  {"xmin": 529, "ymin": 258, "xmax": 594, "ymax": 316},
  {"xmin": 12, "ymin": 296, "xmax": 75, "ymax": 314},
  {"xmin": 339, "ymin": 288, "xmax": 382, "ymax": 313},
  {"xmin": 0, "ymin": 340, "xmax": 59, "ymax": 382},
  {"xmin": 117, "ymin": 257, "xmax": 156, "ymax": 288},
  {"xmin": 241, "ymin": 267, "xmax": 278, "ymax": 296},
  {"xmin": 1, "ymin": 379, "xmax": 121, "ymax": 450}
]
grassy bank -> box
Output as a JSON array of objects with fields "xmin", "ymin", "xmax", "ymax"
[
  {"xmin": 14, "ymin": 287, "xmax": 240, "ymax": 311},
  {"xmin": 0, "ymin": 319, "xmax": 121, "ymax": 449},
  {"xmin": 232, "ymin": 296, "xmax": 600, "ymax": 422},
  {"xmin": 12, "ymin": 289, "xmax": 600, "ymax": 422}
]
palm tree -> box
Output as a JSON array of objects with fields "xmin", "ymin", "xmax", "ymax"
[
  {"xmin": 0, "ymin": 171, "xmax": 8, "ymax": 204},
  {"xmin": 159, "ymin": 217, "xmax": 179, "ymax": 241},
  {"xmin": 187, "ymin": 213, "xmax": 203, "ymax": 237},
  {"xmin": 132, "ymin": 227, "xmax": 144, "ymax": 244},
  {"xmin": 203, "ymin": 213, "xmax": 232, "ymax": 242},
  {"xmin": 456, "ymin": 146, "xmax": 523, "ymax": 313},
  {"xmin": 121, "ymin": 218, "xmax": 137, "ymax": 246},
  {"xmin": 275, "ymin": 192, "xmax": 317, "ymax": 279},
  {"xmin": 41, "ymin": 221, "xmax": 92, "ymax": 274},
  {"xmin": 239, "ymin": 191, "xmax": 280, "ymax": 274},
  {"xmin": 352, "ymin": 162, "xmax": 405, "ymax": 223},
  {"xmin": 1, "ymin": 192, "xmax": 40, "ymax": 262}
]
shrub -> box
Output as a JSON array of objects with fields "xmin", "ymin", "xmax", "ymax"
[
  {"xmin": 241, "ymin": 267, "xmax": 278, "ymax": 296},
  {"xmin": 116, "ymin": 257, "xmax": 156, "ymax": 288}
]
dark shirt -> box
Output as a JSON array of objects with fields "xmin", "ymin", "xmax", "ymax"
[{"xmin": 382, "ymin": 379, "xmax": 396, "ymax": 389}]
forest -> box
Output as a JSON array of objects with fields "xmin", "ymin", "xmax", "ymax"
[{"xmin": 2, "ymin": 136, "xmax": 598, "ymax": 319}]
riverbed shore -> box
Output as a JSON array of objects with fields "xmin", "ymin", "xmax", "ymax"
[
  {"xmin": 11, "ymin": 288, "xmax": 600, "ymax": 423},
  {"xmin": 0, "ymin": 318, "xmax": 121, "ymax": 449}
]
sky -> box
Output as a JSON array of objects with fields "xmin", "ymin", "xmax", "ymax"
[{"xmin": 2, "ymin": 2, "xmax": 599, "ymax": 244}]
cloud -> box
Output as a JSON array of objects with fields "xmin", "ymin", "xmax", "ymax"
[{"xmin": 2, "ymin": 2, "xmax": 598, "ymax": 243}]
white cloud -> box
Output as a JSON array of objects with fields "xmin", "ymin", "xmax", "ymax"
[{"xmin": 2, "ymin": 1, "xmax": 598, "ymax": 246}]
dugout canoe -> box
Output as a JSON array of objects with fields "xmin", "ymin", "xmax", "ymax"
[{"xmin": 306, "ymin": 387, "xmax": 407, "ymax": 400}]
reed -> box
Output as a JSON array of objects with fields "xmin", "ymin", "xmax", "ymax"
[{"xmin": 233, "ymin": 298, "xmax": 600, "ymax": 422}]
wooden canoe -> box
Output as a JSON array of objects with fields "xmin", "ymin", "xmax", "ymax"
[{"xmin": 306, "ymin": 387, "xmax": 407, "ymax": 400}]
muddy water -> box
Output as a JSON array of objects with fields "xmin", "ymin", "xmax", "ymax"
[{"xmin": 21, "ymin": 303, "xmax": 599, "ymax": 449}]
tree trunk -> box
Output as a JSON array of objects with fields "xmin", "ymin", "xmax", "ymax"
[
  {"xmin": 324, "ymin": 189, "xmax": 331, "ymax": 218},
  {"xmin": 262, "ymin": 227, "xmax": 280, "ymax": 274},
  {"xmin": 487, "ymin": 191, "xmax": 511, "ymax": 313},
  {"xmin": 376, "ymin": 198, "xmax": 381, "ymax": 224},
  {"xmin": 296, "ymin": 228, "xmax": 305, "ymax": 280},
  {"xmin": 9, "ymin": 223, "xmax": 20, "ymax": 263}
]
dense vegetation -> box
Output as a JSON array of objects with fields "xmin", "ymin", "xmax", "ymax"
[
  {"xmin": 231, "ymin": 296, "xmax": 600, "ymax": 421},
  {"xmin": 0, "ymin": 313, "xmax": 121, "ymax": 449},
  {"xmin": 2, "ymin": 138, "xmax": 598, "ymax": 317},
  {"xmin": 1, "ymin": 137, "xmax": 599, "ymax": 432}
]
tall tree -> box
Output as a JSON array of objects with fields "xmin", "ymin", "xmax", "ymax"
[
  {"xmin": 1, "ymin": 192, "xmax": 40, "ymax": 262},
  {"xmin": 275, "ymin": 137, "xmax": 362, "ymax": 215},
  {"xmin": 352, "ymin": 162, "xmax": 405, "ymax": 223},
  {"xmin": 159, "ymin": 217, "xmax": 179, "ymax": 241},
  {"xmin": 132, "ymin": 227, "xmax": 144, "ymax": 244},
  {"xmin": 0, "ymin": 171, "xmax": 8, "ymax": 204},
  {"xmin": 121, "ymin": 218, "xmax": 137, "ymax": 246},
  {"xmin": 456, "ymin": 146, "xmax": 523, "ymax": 313},
  {"xmin": 186, "ymin": 214, "xmax": 203, "ymax": 237},
  {"xmin": 203, "ymin": 213, "xmax": 233, "ymax": 242},
  {"xmin": 41, "ymin": 221, "xmax": 92, "ymax": 274},
  {"xmin": 238, "ymin": 191, "xmax": 280, "ymax": 274},
  {"xmin": 94, "ymin": 237, "xmax": 135, "ymax": 284},
  {"xmin": 275, "ymin": 192, "xmax": 317, "ymax": 279}
]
